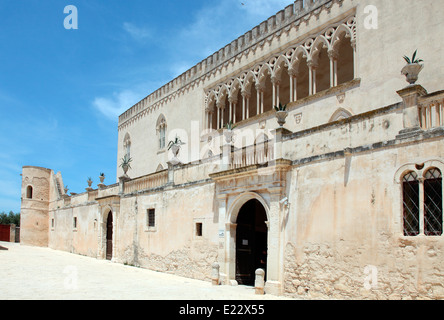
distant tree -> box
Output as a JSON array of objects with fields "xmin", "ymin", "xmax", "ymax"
[{"xmin": 0, "ymin": 211, "xmax": 20, "ymax": 226}]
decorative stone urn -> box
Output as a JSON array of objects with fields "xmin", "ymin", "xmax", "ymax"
[
  {"xmin": 401, "ymin": 63, "xmax": 424, "ymax": 85},
  {"xmin": 223, "ymin": 129, "xmax": 235, "ymax": 144},
  {"xmin": 170, "ymin": 143, "xmax": 181, "ymax": 158},
  {"xmin": 276, "ymin": 110, "xmax": 288, "ymax": 127},
  {"xmin": 122, "ymin": 164, "xmax": 130, "ymax": 175},
  {"xmin": 87, "ymin": 178, "xmax": 93, "ymax": 188},
  {"xmin": 168, "ymin": 138, "xmax": 185, "ymax": 166}
]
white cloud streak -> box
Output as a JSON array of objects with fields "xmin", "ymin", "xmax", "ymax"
[
  {"xmin": 123, "ymin": 22, "xmax": 151, "ymax": 41},
  {"xmin": 93, "ymin": 90, "xmax": 142, "ymax": 121}
]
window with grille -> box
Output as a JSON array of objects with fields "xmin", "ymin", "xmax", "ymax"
[
  {"xmin": 403, "ymin": 172, "xmax": 420, "ymax": 236},
  {"xmin": 402, "ymin": 168, "xmax": 443, "ymax": 236},
  {"xmin": 424, "ymin": 168, "xmax": 443, "ymax": 236},
  {"xmin": 147, "ymin": 209, "xmax": 155, "ymax": 228}
]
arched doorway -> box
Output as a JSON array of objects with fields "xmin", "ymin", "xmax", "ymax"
[
  {"xmin": 235, "ymin": 199, "xmax": 268, "ymax": 286},
  {"xmin": 106, "ymin": 211, "xmax": 113, "ymax": 260}
]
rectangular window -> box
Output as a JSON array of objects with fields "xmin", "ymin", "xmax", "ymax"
[
  {"xmin": 73, "ymin": 217, "xmax": 77, "ymax": 230},
  {"xmin": 147, "ymin": 209, "xmax": 155, "ymax": 228},
  {"xmin": 196, "ymin": 223, "xmax": 203, "ymax": 237}
]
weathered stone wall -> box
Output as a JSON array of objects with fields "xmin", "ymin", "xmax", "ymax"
[
  {"xmin": 115, "ymin": 182, "xmax": 219, "ymax": 281},
  {"xmin": 283, "ymin": 138, "xmax": 444, "ymax": 299},
  {"xmin": 284, "ymin": 238, "xmax": 444, "ymax": 300}
]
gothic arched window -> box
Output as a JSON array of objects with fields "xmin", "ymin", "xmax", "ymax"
[
  {"xmin": 26, "ymin": 185, "xmax": 33, "ymax": 199},
  {"xmin": 123, "ymin": 133, "xmax": 131, "ymax": 159},
  {"xmin": 156, "ymin": 114, "xmax": 167, "ymax": 150}
]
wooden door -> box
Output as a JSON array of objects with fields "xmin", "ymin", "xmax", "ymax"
[
  {"xmin": 0, "ymin": 225, "xmax": 10, "ymax": 242},
  {"xmin": 235, "ymin": 200, "xmax": 268, "ymax": 286}
]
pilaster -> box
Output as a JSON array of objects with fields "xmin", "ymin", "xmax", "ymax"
[{"xmin": 396, "ymin": 84, "xmax": 427, "ymax": 137}]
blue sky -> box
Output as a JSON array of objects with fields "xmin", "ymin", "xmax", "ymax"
[{"xmin": 0, "ymin": 0, "xmax": 293, "ymax": 213}]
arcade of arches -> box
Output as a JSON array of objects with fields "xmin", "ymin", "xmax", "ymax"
[{"xmin": 205, "ymin": 18, "xmax": 356, "ymax": 130}]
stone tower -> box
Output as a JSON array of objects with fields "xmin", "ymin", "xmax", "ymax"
[{"xmin": 20, "ymin": 166, "xmax": 53, "ymax": 247}]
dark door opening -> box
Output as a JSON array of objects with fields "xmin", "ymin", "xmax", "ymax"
[
  {"xmin": 235, "ymin": 199, "xmax": 268, "ymax": 286},
  {"xmin": 106, "ymin": 212, "xmax": 113, "ymax": 260}
]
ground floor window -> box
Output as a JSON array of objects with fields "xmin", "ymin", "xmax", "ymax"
[{"xmin": 147, "ymin": 209, "xmax": 155, "ymax": 228}]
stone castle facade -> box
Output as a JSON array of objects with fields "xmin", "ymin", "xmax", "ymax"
[{"xmin": 20, "ymin": 0, "xmax": 444, "ymax": 299}]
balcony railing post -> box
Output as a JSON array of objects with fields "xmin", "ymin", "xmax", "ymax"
[
  {"xmin": 396, "ymin": 84, "xmax": 427, "ymax": 136},
  {"xmin": 271, "ymin": 127, "xmax": 292, "ymax": 160}
]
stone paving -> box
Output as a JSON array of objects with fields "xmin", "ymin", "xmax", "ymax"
[{"xmin": 0, "ymin": 242, "xmax": 294, "ymax": 300}]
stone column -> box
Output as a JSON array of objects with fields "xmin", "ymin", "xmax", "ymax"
[
  {"xmin": 328, "ymin": 49, "xmax": 338, "ymax": 88},
  {"xmin": 288, "ymin": 69, "xmax": 298, "ymax": 102},
  {"xmin": 241, "ymin": 89, "xmax": 251, "ymax": 120},
  {"xmin": 272, "ymin": 76, "xmax": 281, "ymax": 108},
  {"xmin": 308, "ymin": 60, "xmax": 314, "ymax": 96},
  {"xmin": 217, "ymin": 104, "xmax": 221, "ymax": 130}
]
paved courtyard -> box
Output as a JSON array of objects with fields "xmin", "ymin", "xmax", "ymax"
[{"xmin": 0, "ymin": 242, "xmax": 293, "ymax": 300}]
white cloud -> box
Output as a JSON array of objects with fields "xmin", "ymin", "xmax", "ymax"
[
  {"xmin": 123, "ymin": 22, "xmax": 151, "ymax": 41},
  {"xmin": 93, "ymin": 90, "xmax": 141, "ymax": 121}
]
